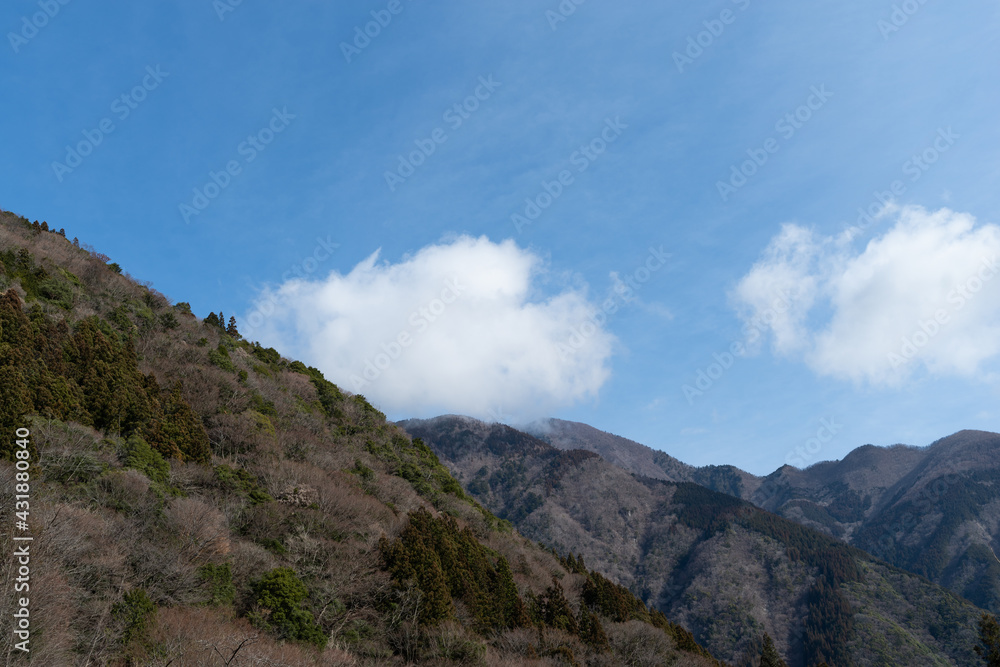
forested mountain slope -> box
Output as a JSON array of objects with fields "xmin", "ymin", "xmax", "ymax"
[
  {"xmin": 403, "ymin": 415, "xmax": 988, "ymax": 667},
  {"xmin": 529, "ymin": 418, "xmax": 1000, "ymax": 616}
]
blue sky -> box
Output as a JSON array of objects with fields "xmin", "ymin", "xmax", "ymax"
[{"xmin": 3, "ymin": 1, "xmax": 1000, "ymax": 474}]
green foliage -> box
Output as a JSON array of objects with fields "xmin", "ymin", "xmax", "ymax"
[
  {"xmin": 250, "ymin": 391, "xmax": 277, "ymax": 417},
  {"xmin": 0, "ymin": 288, "xmax": 214, "ymax": 467},
  {"xmin": 174, "ymin": 302, "xmax": 192, "ymax": 315},
  {"xmin": 379, "ymin": 508, "xmax": 530, "ymax": 630},
  {"xmin": 107, "ymin": 262, "xmax": 122, "ymax": 274},
  {"xmin": 578, "ymin": 607, "xmax": 610, "ymax": 652},
  {"xmin": 122, "ymin": 434, "xmax": 169, "ymax": 485},
  {"xmin": 198, "ymin": 562, "xmax": 236, "ymax": 606},
  {"xmin": 366, "ymin": 435, "xmax": 470, "ymax": 505},
  {"xmin": 977, "ymin": 613, "xmax": 1000, "ymax": 666},
  {"xmin": 159, "ymin": 311, "xmax": 178, "ymax": 330},
  {"xmin": 578, "ymin": 561, "xmax": 716, "ymax": 662},
  {"xmin": 214, "ymin": 464, "xmax": 274, "ymax": 505},
  {"xmin": 247, "ymin": 567, "xmax": 327, "ymax": 647},
  {"xmin": 351, "ymin": 459, "xmax": 375, "ymax": 484},
  {"xmin": 532, "ymin": 578, "xmax": 579, "ymax": 634},
  {"xmin": 148, "ymin": 382, "xmax": 212, "ymax": 463},
  {"xmin": 581, "ymin": 570, "xmax": 651, "ymax": 624},
  {"xmin": 0, "ymin": 247, "xmax": 74, "ymax": 308},
  {"xmin": 208, "ymin": 344, "xmax": 235, "ymax": 372},
  {"xmin": 760, "ymin": 633, "xmax": 788, "ymax": 667},
  {"xmin": 245, "ymin": 409, "xmax": 276, "ymax": 437},
  {"xmin": 251, "ymin": 343, "xmax": 281, "ymax": 365},
  {"xmin": 203, "ymin": 311, "xmax": 223, "ymax": 329},
  {"xmin": 37, "ymin": 275, "xmax": 74, "ymax": 309},
  {"xmin": 289, "ymin": 361, "xmax": 345, "ymax": 420},
  {"xmin": 113, "ymin": 589, "xmax": 156, "ymax": 645},
  {"xmin": 803, "ymin": 578, "xmax": 855, "ymax": 666}
]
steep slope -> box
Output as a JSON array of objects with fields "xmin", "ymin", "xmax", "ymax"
[
  {"xmin": 403, "ymin": 415, "xmax": 987, "ymax": 667},
  {"xmin": 0, "ymin": 210, "xmax": 722, "ymax": 666}
]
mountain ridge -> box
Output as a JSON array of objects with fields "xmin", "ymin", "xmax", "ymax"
[{"xmin": 401, "ymin": 414, "xmax": 990, "ymax": 666}]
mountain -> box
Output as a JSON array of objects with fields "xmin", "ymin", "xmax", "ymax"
[
  {"xmin": 0, "ymin": 210, "xmax": 725, "ymax": 666},
  {"xmin": 401, "ymin": 415, "xmax": 988, "ymax": 666},
  {"xmin": 528, "ymin": 418, "xmax": 1000, "ymax": 615},
  {"xmin": 525, "ymin": 418, "xmax": 755, "ymax": 497}
]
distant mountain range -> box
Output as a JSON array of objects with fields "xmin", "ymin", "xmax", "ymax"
[
  {"xmin": 524, "ymin": 418, "xmax": 1000, "ymax": 614},
  {"xmin": 401, "ymin": 415, "xmax": 999, "ymax": 666}
]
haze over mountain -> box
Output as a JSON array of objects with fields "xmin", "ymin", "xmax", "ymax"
[{"xmin": 401, "ymin": 414, "xmax": 994, "ymax": 666}]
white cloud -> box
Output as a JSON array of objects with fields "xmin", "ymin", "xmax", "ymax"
[
  {"xmin": 246, "ymin": 235, "xmax": 615, "ymax": 420},
  {"xmin": 733, "ymin": 206, "xmax": 1000, "ymax": 386}
]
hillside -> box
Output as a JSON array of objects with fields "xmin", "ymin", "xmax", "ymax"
[
  {"xmin": 402, "ymin": 415, "xmax": 988, "ymax": 667},
  {"xmin": 528, "ymin": 418, "xmax": 1000, "ymax": 615},
  {"xmin": 0, "ymin": 209, "xmax": 723, "ymax": 666}
]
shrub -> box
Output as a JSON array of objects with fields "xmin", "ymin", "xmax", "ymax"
[
  {"xmin": 199, "ymin": 563, "xmax": 236, "ymax": 606},
  {"xmin": 122, "ymin": 434, "xmax": 169, "ymax": 485},
  {"xmin": 159, "ymin": 311, "xmax": 178, "ymax": 330},
  {"xmin": 208, "ymin": 344, "xmax": 235, "ymax": 372},
  {"xmin": 247, "ymin": 567, "xmax": 327, "ymax": 648},
  {"xmin": 113, "ymin": 589, "xmax": 156, "ymax": 645}
]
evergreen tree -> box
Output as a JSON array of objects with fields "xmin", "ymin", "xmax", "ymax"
[
  {"xmin": 248, "ymin": 568, "xmax": 327, "ymax": 647},
  {"xmin": 760, "ymin": 633, "xmax": 788, "ymax": 667},
  {"xmin": 976, "ymin": 612, "xmax": 1000, "ymax": 666},
  {"xmin": 156, "ymin": 382, "xmax": 211, "ymax": 463},
  {"xmin": 537, "ymin": 577, "xmax": 578, "ymax": 635},
  {"xmin": 579, "ymin": 607, "xmax": 609, "ymax": 652},
  {"xmin": 226, "ymin": 316, "xmax": 240, "ymax": 338}
]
